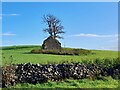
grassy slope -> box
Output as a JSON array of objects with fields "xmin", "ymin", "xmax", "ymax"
[
  {"xmin": 1, "ymin": 45, "xmax": 118, "ymax": 65},
  {"xmin": 1, "ymin": 45, "xmax": 119, "ymax": 88}
]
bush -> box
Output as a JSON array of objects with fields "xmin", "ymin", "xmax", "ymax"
[{"xmin": 31, "ymin": 48, "xmax": 91, "ymax": 55}]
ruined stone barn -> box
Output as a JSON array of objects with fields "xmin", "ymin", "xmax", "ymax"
[{"xmin": 42, "ymin": 36, "xmax": 61, "ymax": 50}]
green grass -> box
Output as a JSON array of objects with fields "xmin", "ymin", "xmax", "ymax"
[
  {"xmin": 1, "ymin": 45, "xmax": 118, "ymax": 65},
  {"xmin": 9, "ymin": 77, "xmax": 119, "ymax": 88},
  {"xmin": 1, "ymin": 45, "xmax": 120, "ymax": 88}
]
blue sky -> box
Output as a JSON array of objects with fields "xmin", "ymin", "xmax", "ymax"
[
  {"xmin": 1, "ymin": 0, "xmax": 119, "ymax": 2},
  {"xmin": 1, "ymin": 2, "xmax": 118, "ymax": 50}
]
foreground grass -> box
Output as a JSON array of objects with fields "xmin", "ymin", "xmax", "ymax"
[
  {"xmin": 9, "ymin": 77, "xmax": 119, "ymax": 88},
  {"xmin": 1, "ymin": 45, "xmax": 118, "ymax": 65}
]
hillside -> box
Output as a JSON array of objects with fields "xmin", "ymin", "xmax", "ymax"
[{"xmin": 1, "ymin": 45, "xmax": 118, "ymax": 65}]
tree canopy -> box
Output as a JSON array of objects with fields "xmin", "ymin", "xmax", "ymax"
[{"xmin": 42, "ymin": 14, "xmax": 65, "ymax": 39}]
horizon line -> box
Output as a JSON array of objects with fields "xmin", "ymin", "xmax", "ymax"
[{"xmin": 0, "ymin": 44, "xmax": 119, "ymax": 51}]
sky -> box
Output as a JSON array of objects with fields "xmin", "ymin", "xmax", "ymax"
[
  {"xmin": 1, "ymin": 2, "xmax": 118, "ymax": 50},
  {"xmin": 1, "ymin": 0, "xmax": 119, "ymax": 2}
]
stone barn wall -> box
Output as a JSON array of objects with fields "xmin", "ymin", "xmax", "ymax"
[{"xmin": 42, "ymin": 36, "xmax": 61, "ymax": 51}]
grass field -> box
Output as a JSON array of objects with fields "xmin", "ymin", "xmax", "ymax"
[
  {"xmin": 10, "ymin": 77, "xmax": 119, "ymax": 88},
  {"xmin": 1, "ymin": 45, "xmax": 120, "ymax": 88},
  {"xmin": 1, "ymin": 45, "xmax": 118, "ymax": 65}
]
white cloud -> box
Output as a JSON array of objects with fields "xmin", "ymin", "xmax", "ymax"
[
  {"xmin": 99, "ymin": 46, "xmax": 118, "ymax": 51},
  {"xmin": 0, "ymin": 14, "xmax": 20, "ymax": 19},
  {"xmin": 0, "ymin": 32, "xmax": 16, "ymax": 36},
  {"xmin": 8, "ymin": 14, "xmax": 19, "ymax": 16},
  {"xmin": 71, "ymin": 33, "xmax": 118, "ymax": 38},
  {"xmin": 0, "ymin": 14, "xmax": 20, "ymax": 16}
]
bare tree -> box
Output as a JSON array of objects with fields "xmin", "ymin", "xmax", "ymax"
[{"xmin": 42, "ymin": 14, "xmax": 65, "ymax": 39}]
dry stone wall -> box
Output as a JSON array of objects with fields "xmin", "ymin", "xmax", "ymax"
[
  {"xmin": 15, "ymin": 63, "xmax": 120, "ymax": 84},
  {"xmin": 2, "ymin": 63, "xmax": 120, "ymax": 88}
]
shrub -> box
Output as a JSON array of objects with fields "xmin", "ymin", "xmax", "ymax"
[{"xmin": 30, "ymin": 48, "xmax": 91, "ymax": 55}]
